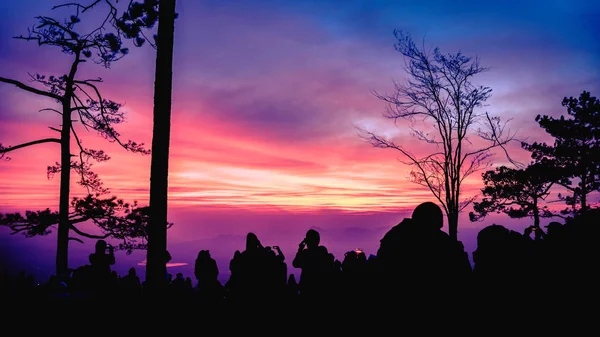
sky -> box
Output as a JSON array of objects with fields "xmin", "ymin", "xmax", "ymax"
[{"xmin": 0, "ymin": 0, "xmax": 599, "ymax": 283}]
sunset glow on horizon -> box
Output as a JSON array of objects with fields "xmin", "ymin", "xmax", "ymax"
[{"xmin": 1, "ymin": 0, "xmax": 599, "ymax": 281}]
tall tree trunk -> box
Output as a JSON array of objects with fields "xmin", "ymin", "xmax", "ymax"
[
  {"xmin": 56, "ymin": 97, "xmax": 72, "ymax": 278},
  {"xmin": 533, "ymin": 213, "xmax": 540, "ymax": 228},
  {"xmin": 448, "ymin": 209, "xmax": 459, "ymax": 242},
  {"xmin": 56, "ymin": 49, "xmax": 81, "ymax": 279},
  {"xmin": 533, "ymin": 202, "xmax": 542, "ymax": 240},
  {"xmin": 146, "ymin": 0, "xmax": 176, "ymax": 292},
  {"xmin": 580, "ymin": 174, "xmax": 587, "ymax": 213}
]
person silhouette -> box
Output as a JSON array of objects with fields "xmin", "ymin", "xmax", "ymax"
[
  {"xmin": 120, "ymin": 267, "xmax": 142, "ymax": 297},
  {"xmin": 376, "ymin": 202, "xmax": 471, "ymax": 303},
  {"xmin": 226, "ymin": 232, "xmax": 270, "ymax": 304},
  {"xmin": 194, "ymin": 249, "xmax": 223, "ymax": 303},
  {"xmin": 292, "ymin": 229, "xmax": 331, "ymax": 302},
  {"xmin": 88, "ymin": 239, "xmax": 115, "ymax": 296},
  {"xmin": 410, "ymin": 202, "xmax": 471, "ymax": 295}
]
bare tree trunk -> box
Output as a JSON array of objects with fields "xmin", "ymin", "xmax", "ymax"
[
  {"xmin": 580, "ymin": 175, "xmax": 587, "ymax": 213},
  {"xmin": 533, "ymin": 206, "xmax": 543, "ymax": 240},
  {"xmin": 533, "ymin": 202, "xmax": 541, "ymax": 229},
  {"xmin": 146, "ymin": 0, "xmax": 176, "ymax": 292},
  {"xmin": 56, "ymin": 97, "xmax": 72, "ymax": 278},
  {"xmin": 448, "ymin": 210, "xmax": 459, "ymax": 242},
  {"xmin": 533, "ymin": 197, "xmax": 542, "ymax": 240}
]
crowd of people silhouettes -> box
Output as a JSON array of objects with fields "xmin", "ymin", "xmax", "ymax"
[{"xmin": 2, "ymin": 201, "xmax": 598, "ymax": 317}]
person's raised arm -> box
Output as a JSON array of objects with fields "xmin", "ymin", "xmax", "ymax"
[
  {"xmin": 274, "ymin": 246, "xmax": 285, "ymax": 261},
  {"xmin": 292, "ymin": 240, "xmax": 307, "ymax": 268}
]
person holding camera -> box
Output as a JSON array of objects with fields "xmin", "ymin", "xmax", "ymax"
[
  {"xmin": 292, "ymin": 229, "xmax": 331, "ymax": 302},
  {"xmin": 88, "ymin": 239, "xmax": 116, "ymax": 296}
]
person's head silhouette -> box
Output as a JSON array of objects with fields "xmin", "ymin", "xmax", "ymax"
[
  {"xmin": 246, "ymin": 232, "xmax": 261, "ymax": 251},
  {"xmin": 95, "ymin": 239, "xmax": 108, "ymax": 253},
  {"xmin": 305, "ymin": 229, "xmax": 320, "ymax": 248},
  {"xmin": 198, "ymin": 250, "xmax": 210, "ymax": 260},
  {"xmin": 545, "ymin": 221, "xmax": 563, "ymax": 236},
  {"xmin": 412, "ymin": 202, "xmax": 444, "ymax": 230}
]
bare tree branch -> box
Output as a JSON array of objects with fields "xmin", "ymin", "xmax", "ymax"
[
  {"xmin": 40, "ymin": 108, "xmax": 63, "ymax": 115},
  {"xmin": 0, "ymin": 76, "xmax": 62, "ymax": 100},
  {"xmin": 68, "ymin": 237, "xmax": 85, "ymax": 243},
  {"xmin": 0, "ymin": 138, "xmax": 61, "ymax": 154},
  {"xmin": 53, "ymin": 1, "xmax": 102, "ymax": 14},
  {"xmin": 70, "ymin": 224, "xmax": 110, "ymax": 239}
]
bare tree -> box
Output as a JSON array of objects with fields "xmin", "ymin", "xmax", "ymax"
[
  {"xmin": 359, "ymin": 30, "xmax": 520, "ymax": 240},
  {"xmin": 0, "ymin": 2, "xmax": 150, "ymax": 277}
]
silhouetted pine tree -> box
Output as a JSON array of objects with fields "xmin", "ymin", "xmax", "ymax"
[
  {"xmin": 470, "ymin": 162, "xmax": 562, "ymax": 234},
  {"xmin": 0, "ymin": 2, "xmax": 152, "ymax": 278},
  {"xmin": 522, "ymin": 91, "xmax": 600, "ymax": 215}
]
